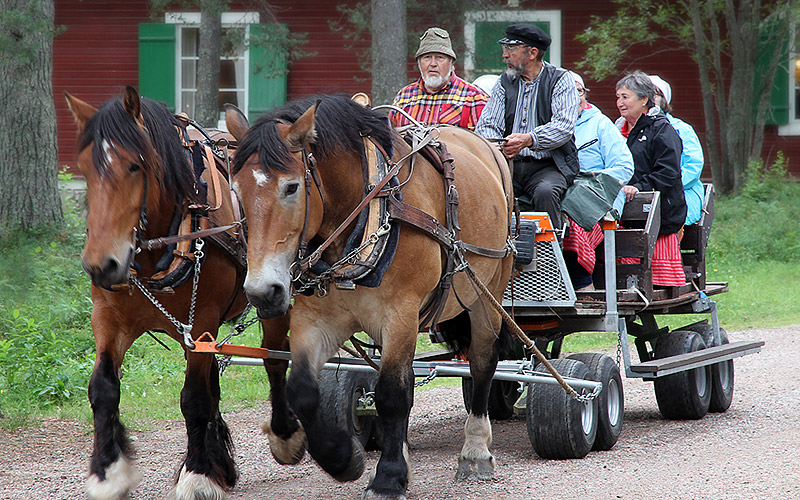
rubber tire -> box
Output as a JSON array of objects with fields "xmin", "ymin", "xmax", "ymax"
[
  {"xmin": 526, "ymin": 358, "xmax": 598, "ymax": 459},
  {"xmin": 567, "ymin": 353, "xmax": 624, "ymax": 451},
  {"xmin": 683, "ymin": 323, "xmax": 734, "ymax": 413},
  {"xmin": 653, "ymin": 330, "xmax": 711, "ymax": 420},
  {"xmin": 318, "ymin": 369, "xmax": 378, "ymax": 449},
  {"xmin": 462, "ymin": 378, "xmax": 520, "ymax": 420}
]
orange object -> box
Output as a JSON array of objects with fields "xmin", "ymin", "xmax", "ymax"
[{"xmin": 191, "ymin": 332, "xmax": 273, "ymax": 359}]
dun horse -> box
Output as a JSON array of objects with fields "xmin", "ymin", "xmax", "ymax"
[
  {"xmin": 225, "ymin": 94, "xmax": 514, "ymax": 499},
  {"xmin": 65, "ymin": 87, "xmax": 291, "ymax": 500}
]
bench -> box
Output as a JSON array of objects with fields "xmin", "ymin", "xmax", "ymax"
[{"xmin": 680, "ymin": 183, "xmax": 715, "ymax": 289}]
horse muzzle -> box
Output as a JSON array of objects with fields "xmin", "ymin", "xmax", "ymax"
[
  {"xmin": 81, "ymin": 249, "xmax": 133, "ymax": 290},
  {"xmin": 246, "ymin": 284, "xmax": 290, "ymax": 319}
]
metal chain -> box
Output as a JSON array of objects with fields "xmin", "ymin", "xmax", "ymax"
[
  {"xmin": 616, "ymin": 331, "xmax": 623, "ymax": 368},
  {"xmin": 130, "ymin": 239, "xmax": 205, "ymax": 348},
  {"xmin": 414, "ymin": 368, "xmax": 438, "ymax": 388}
]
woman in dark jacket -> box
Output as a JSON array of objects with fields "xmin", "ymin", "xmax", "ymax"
[{"xmin": 615, "ymin": 70, "xmax": 687, "ymax": 286}]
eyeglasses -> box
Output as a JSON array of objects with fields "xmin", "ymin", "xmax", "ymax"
[
  {"xmin": 501, "ymin": 44, "xmax": 528, "ymax": 53},
  {"xmin": 577, "ymin": 87, "xmax": 586, "ymax": 96}
]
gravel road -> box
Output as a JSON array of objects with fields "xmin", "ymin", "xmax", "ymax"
[{"xmin": 1, "ymin": 326, "xmax": 798, "ymax": 500}]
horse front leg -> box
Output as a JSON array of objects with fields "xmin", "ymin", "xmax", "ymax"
[
  {"xmin": 86, "ymin": 349, "xmax": 142, "ymax": 500},
  {"xmin": 171, "ymin": 350, "xmax": 236, "ymax": 500},
  {"xmin": 285, "ymin": 325, "xmax": 366, "ymax": 483},
  {"xmin": 363, "ymin": 347, "xmax": 415, "ymax": 500},
  {"xmin": 258, "ymin": 314, "xmax": 307, "ymax": 465}
]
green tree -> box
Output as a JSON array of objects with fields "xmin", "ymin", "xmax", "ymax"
[
  {"xmin": 577, "ymin": 0, "xmax": 799, "ymax": 195},
  {"xmin": 0, "ymin": 0, "xmax": 63, "ymax": 230}
]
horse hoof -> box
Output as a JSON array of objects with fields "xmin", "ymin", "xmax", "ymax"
[
  {"xmin": 262, "ymin": 420, "xmax": 307, "ymax": 465},
  {"xmin": 455, "ymin": 456, "xmax": 495, "ymax": 481},
  {"xmin": 331, "ymin": 437, "xmax": 366, "ymax": 482},
  {"xmin": 169, "ymin": 466, "xmax": 227, "ymax": 500},
  {"xmin": 362, "ymin": 489, "xmax": 407, "ymax": 500},
  {"xmin": 86, "ymin": 456, "xmax": 142, "ymax": 500}
]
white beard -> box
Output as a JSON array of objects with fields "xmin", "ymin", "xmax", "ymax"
[
  {"xmin": 422, "ymin": 68, "xmax": 453, "ymax": 91},
  {"xmin": 505, "ymin": 66, "xmax": 522, "ymax": 78}
]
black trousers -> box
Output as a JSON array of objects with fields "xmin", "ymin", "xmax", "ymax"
[{"xmin": 512, "ymin": 157, "xmax": 568, "ymax": 229}]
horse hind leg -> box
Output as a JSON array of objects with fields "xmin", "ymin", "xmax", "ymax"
[
  {"xmin": 171, "ymin": 352, "xmax": 236, "ymax": 500},
  {"xmin": 86, "ymin": 351, "xmax": 142, "ymax": 500},
  {"xmin": 258, "ymin": 314, "xmax": 307, "ymax": 465}
]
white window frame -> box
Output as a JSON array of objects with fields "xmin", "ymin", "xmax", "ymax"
[
  {"xmin": 778, "ymin": 24, "xmax": 799, "ymax": 136},
  {"xmin": 165, "ymin": 12, "xmax": 259, "ymax": 127},
  {"xmin": 464, "ymin": 10, "xmax": 562, "ymax": 82}
]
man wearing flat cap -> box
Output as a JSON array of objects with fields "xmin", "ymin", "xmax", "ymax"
[
  {"xmin": 390, "ymin": 27, "xmax": 488, "ymax": 129},
  {"xmin": 476, "ymin": 23, "xmax": 580, "ymax": 229}
]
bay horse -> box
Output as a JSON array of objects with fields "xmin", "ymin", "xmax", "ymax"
[
  {"xmin": 225, "ymin": 94, "xmax": 513, "ymax": 499},
  {"xmin": 65, "ymin": 87, "xmax": 292, "ymax": 500}
]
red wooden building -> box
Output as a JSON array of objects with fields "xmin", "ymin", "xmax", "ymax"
[{"xmin": 54, "ymin": 0, "xmax": 799, "ymax": 176}]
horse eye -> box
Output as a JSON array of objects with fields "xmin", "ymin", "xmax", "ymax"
[
  {"xmin": 129, "ymin": 163, "xmax": 142, "ymax": 173},
  {"xmin": 285, "ymin": 182, "xmax": 299, "ymax": 196}
]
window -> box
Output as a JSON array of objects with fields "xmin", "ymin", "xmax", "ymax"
[
  {"xmin": 464, "ymin": 10, "xmax": 562, "ymax": 82},
  {"xmin": 774, "ymin": 25, "xmax": 795, "ymax": 135},
  {"xmin": 178, "ymin": 24, "xmax": 247, "ymax": 121},
  {"xmin": 139, "ymin": 13, "xmax": 287, "ymax": 125}
]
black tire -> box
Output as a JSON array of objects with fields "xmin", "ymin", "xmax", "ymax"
[
  {"xmin": 318, "ymin": 369, "xmax": 378, "ymax": 449},
  {"xmin": 526, "ymin": 358, "xmax": 598, "ymax": 459},
  {"xmin": 567, "ymin": 353, "xmax": 624, "ymax": 451},
  {"xmin": 653, "ymin": 330, "xmax": 711, "ymax": 420},
  {"xmin": 461, "ymin": 378, "xmax": 520, "ymax": 420},
  {"xmin": 685, "ymin": 323, "xmax": 734, "ymax": 413}
]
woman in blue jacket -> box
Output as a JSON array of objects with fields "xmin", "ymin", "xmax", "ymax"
[
  {"xmin": 648, "ymin": 74, "xmax": 705, "ymax": 225},
  {"xmin": 562, "ymin": 71, "xmax": 634, "ymax": 291}
]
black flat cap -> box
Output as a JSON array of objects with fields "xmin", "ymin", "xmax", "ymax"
[{"xmin": 498, "ymin": 24, "xmax": 551, "ymax": 50}]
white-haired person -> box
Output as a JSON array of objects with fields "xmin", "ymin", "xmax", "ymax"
[
  {"xmin": 561, "ymin": 71, "xmax": 634, "ymax": 291},
  {"xmin": 648, "ymin": 74, "xmax": 705, "ymax": 226},
  {"xmin": 615, "ymin": 70, "xmax": 686, "ymax": 287},
  {"xmin": 390, "ymin": 27, "xmax": 488, "ymax": 129}
]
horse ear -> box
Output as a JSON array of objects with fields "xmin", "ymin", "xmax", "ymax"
[
  {"xmin": 224, "ymin": 104, "xmax": 250, "ymax": 142},
  {"xmin": 285, "ymin": 99, "xmax": 320, "ymax": 148},
  {"xmin": 123, "ymin": 86, "xmax": 142, "ymax": 121},
  {"xmin": 64, "ymin": 92, "xmax": 97, "ymax": 131}
]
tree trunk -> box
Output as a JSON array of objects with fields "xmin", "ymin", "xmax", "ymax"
[
  {"xmin": 0, "ymin": 0, "xmax": 62, "ymax": 230},
  {"xmin": 371, "ymin": 0, "xmax": 407, "ymax": 105},
  {"xmin": 195, "ymin": 2, "xmax": 222, "ymax": 128}
]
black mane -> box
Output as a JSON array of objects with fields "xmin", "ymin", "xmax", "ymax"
[
  {"xmin": 232, "ymin": 94, "xmax": 394, "ymax": 175},
  {"xmin": 78, "ymin": 96, "xmax": 196, "ymax": 204}
]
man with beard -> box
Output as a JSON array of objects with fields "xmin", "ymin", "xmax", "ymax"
[
  {"xmin": 389, "ymin": 27, "xmax": 488, "ymax": 129},
  {"xmin": 475, "ymin": 24, "xmax": 580, "ymax": 229}
]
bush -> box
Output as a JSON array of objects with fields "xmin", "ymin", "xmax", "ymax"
[{"xmin": 708, "ymin": 152, "xmax": 800, "ymax": 266}]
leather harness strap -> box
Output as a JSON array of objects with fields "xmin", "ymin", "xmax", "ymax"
[{"xmin": 203, "ymin": 144, "xmax": 224, "ymax": 211}]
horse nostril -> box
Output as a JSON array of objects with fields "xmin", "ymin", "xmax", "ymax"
[
  {"xmin": 265, "ymin": 283, "xmax": 285, "ymax": 303},
  {"xmin": 102, "ymin": 257, "xmax": 120, "ymax": 276}
]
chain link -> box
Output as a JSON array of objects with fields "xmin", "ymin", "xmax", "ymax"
[{"xmin": 414, "ymin": 368, "xmax": 438, "ymax": 388}]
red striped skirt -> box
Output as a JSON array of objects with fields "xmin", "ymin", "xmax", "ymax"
[
  {"xmin": 618, "ymin": 232, "xmax": 687, "ymax": 286},
  {"xmin": 563, "ymin": 219, "xmax": 604, "ymax": 274}
]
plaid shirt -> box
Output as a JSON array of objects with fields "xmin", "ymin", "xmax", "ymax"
[{"xmin": 390, "ymin": 75, "xmax": 488, "ymax": 129}]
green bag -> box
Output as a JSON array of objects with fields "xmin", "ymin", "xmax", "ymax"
[{"xmin": 561, "ymin": 171, "xmax": 624, "ymax": 231}]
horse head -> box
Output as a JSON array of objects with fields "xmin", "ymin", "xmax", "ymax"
[
  {"xmin": 226, "ymin": 101, "xmax": 323, "ymax": 318},
  {"xmin": 65, "ymin": 86, "xmax": 175, "ymax": 290}
]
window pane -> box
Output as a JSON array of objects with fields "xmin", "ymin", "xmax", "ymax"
[
  {"xmin": 182, "ymin": 28, "xmax": 198, "ymax": 57},
  {"xmin": 220, "ymin": 59, "xmax": 238, "ymax": 89},
  {"xmin": 181, "ymin": 90, "xmax": 195, "ymax": 117},
  {"xmin": 181, "ymin": 60, "xmax": 197, "ymax": 89}
]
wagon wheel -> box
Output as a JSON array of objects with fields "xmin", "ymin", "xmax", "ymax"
[
  {"xmin": 318, "ymin": 369, "xmax": 380, "ymax": 450},
  {"xmin": 461, "ymin": 379, "xmax": 521, "ymax": 420},
  {"xmin": 526, "ymin": 358, "xmax": 598, "ymax": 459},
  {"xmin": 567, "ymin": 352, "xmax": 624, "ymax": 450},
  {"xmin": 682, "ymin": 323, "xmax": 734, "ymax": 412},
  {"xmin": 653, "ymin": 330, "xmax": 711, "ymax": 420}
]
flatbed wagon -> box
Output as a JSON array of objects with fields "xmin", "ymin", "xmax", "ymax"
[{"xmin": 211, "ymin": 183, "xmax": 762, "ymax": 459}]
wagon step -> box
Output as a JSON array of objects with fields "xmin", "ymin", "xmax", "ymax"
[{"xmin": 630, "ymin": 340, "xmax": 764, "ymax": 378}]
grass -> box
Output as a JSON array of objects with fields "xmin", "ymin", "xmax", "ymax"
[{"xmin": 1, "ymin": 164, "xmax": 799, "ymax": 428}]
